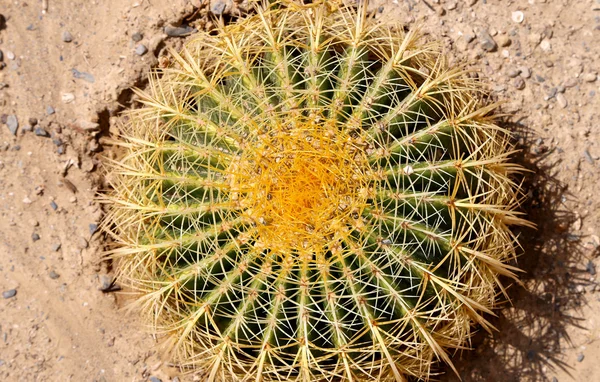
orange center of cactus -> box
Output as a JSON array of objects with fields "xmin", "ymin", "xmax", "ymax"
[{"xmin": 229, "ymin": 123, "xmax": 371, "ymax": 254}]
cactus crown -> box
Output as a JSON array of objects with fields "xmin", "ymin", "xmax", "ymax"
[{"xmin": 103, "ymin": 1, "xmax": 528, "ymax": 381}]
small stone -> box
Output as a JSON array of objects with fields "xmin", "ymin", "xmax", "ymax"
[
  {"xmin": 2, "ymin": 289, "xmax": 17, "ymax": 299},
  {"xmin": 49, "ymin": 270, "xmax": 60, "ymax": 279},
  {"xmin": 496, "ymin": 35, "xmax": 511, "ymax": 47},
  {"xmin": 507, "ymin": 68, "xmax": 520, "ymax": 78},
  {"xmin": 477, "ymin": 29, "xmax": 497, "ymax": 52},
  {"xmin": 62, "ymin": 31, "xmax": 73, "ymax": 43},
  {"xmin": 511, "ymin": 10, "xmax": 524, "ymax": 23},
  {"xmin": 131, "ymin": 32, "xmax": 143, "ymax": 42},
  {"xmin": 6, "ymin": 51, "xmax": 15, "ymax": 60},
  {"xmin": 164, "ymin": 25, "xmax": 197, "ymax": 37},
  {"xmin": 71, "ymin": 68, "xmax": 95, "ymax": 83},
  {"xmin": 519, "ymin": 66, "xmax": 531, "ymax": 79},
  {"xmin": 34, "ymin": 127, "xmax": 50, "ymax": 137},
  {"xmin": 28, "ymin": 117, "xmax": 38, "ymax": 126},
  {"xmin": 540, "ymin": 39, "xmax": 552, "ymax": 52},
  {"xmin": 46, "ymin": 106, "xmax": 55, "ymax": 115},
  {"xmin": 149, "ymin": 378, "xmax": 162, "ymax": 382},
  {"xmin": 513, "ymin": 77, "xmax": 526, "ymax": 90},
  {"xmin": 61, "ymin": 93, "xmax": 75, "ymax": 103},
  {"xmin": 6, "ymin": 114, "xmax": 18, "ymax": 135},
  {"xmin": 544, "ymin": 87, "xmax": 557, "ymax": 101},
  {"xmin": 50, "ymin": 201, "xmax": 58, "ymax": 211},
  {"xmin": 51, "ymin": 243, "xmax": 61, "ymax": 251},
  {"xmin": 78, "ymin": 237, "xmax": 89, "ymax": 249},
  {"xmin": 77, "ymin": 120, "xmax": 100, "ymax": 131},
  {"xmin": 89, "ymin": 223, "xmax": 98, "ymax": 235},
  {"xmin": 536, "ymin": 75, "xmax": 545, "ymax": 83},
  {"xmin": 583, "ymin": 73, "xmax": 597, "ymax": 83},
  {"xmin": 210, "ymin": 0, "xmax": 232, "ymax": 15},
  {"xmin": 587, "ymin": 261, "xmax": 597, "ymax": 276},
  {"xmin": 32, "ymin": 232, "xmax": 40, "ymax": 242},
  {"xmin": 135, "ymin": 44, "xmax": 148, "ymax": 56},
  {"xmin": 556, "ymin": 93, "xmax": 567, "ymax": 108},
  {"xmin": 563, "ymin": 77, "xmax": 578, "ymax": 88},
  {"xmin": 577, "ymin": 354, "xmax": 584, "ymax": 362}
]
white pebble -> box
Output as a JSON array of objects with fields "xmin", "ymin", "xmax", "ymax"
[
  {"xmin": 6, "ymin": 51, "xmax": 15, "ymax": 60},
  {"xmin": 61, "ymin": 93, "xmax": 75, "ymax": 104},
  {"xmin": 556, "ymin": 93, "xmax": 568, "ymax": 109},
  {"xmin": 540, "ymin": 39, "xmax": 552, "ymax": 52},
  {"xmin": 511, "ymin": 11, "xmax": 524, "ymax": 24}
]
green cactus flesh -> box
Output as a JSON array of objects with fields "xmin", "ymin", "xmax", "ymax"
[{"xmin": 104, "ymin": 2, "xmax": 528, "ymax": 381}]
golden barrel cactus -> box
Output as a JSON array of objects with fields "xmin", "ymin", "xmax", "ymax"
[{"xmin": 103, "ymin": 1, "xmax": 528, "ymax": 381}]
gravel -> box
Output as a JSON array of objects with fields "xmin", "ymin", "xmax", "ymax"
[
  {"xmin": 149, "ymin": 377, "xmax": 162, "ymax": 382},
  {"xmin": 49, "ymin": 270, "xmax": 60, "ymax": 279},
  {"xmin": 46, "ymin": 106, "xmax": 55, "ymax": 115},
  {"xmin": 2, "ymin": 289, "xmax": 17, "ymax": 299},
  {"xmin": 134, "ymin": 44, "xmax": 148, "ymax": 56},
  {"xmin": 587, "ymin": 260, "xmax": 597, "ymax": 275},
  {"xmin": 89, "ymin": 223, "xmax": 98, "ymax": 235},
  {"xmin": 513, "ymin": 77, "xmax": 526, "ymax": 90},
  {"xmin": 131, "ymin": 32, "xmax": 143, "ymax": 42},
  {"xmin": 164, "ymin": 25, "xmax": 197, "ymax": 37},
  {"xmin": 62, "ymin": 30, "xmax": 73, "ymax": 43},
  {"xmin": 556, "ymin": 93, "xmax": 568, "ymax": 108},
  {"xmin": 477, "ymin": 29, "xmax": 497, "ymax": 52},
  {"xmin": 577, "ymin": 353, "xmax": 585, "ymax": 362},
  {"xmin": 50, "ymin": 201, "xmax": 58, "ymax": 211},
  {"xmin": 6, "ymin": 51, "xmax": 15, "ymax": 60},
  {"xmin": 32, "ymin": 232, "xmax": 40, "ymax": 241},
  {"xmin": 71, "ymin": 68, "xmax": 95, "ymax": 83},
  {"xmin": 34, "ymin": 127, "xmax": 50, "ymax": 137},
  {"xmin": 6, "ymin": 114, "xmax": 18, "ymax": 135}
]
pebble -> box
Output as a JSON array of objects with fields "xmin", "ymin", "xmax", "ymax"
[
  {"xmin": 496, "ymin": 35, "xmax": 511, "ymax": 47},
  {"xmin": 50, "ymin": 201, "xmax": 58, "ymax": 211},
  {"xmin": 513, "ymin": 77, "xmax": 526, "ymax": 90},
  {"xmin": 563, "ymin": 77, "xmax": 578, "ymax": 88},
  {"xmin": 556, "ymin": 93, "xmax": 568, "ymax": 108},
  {"xmin": 34, "ymin": 127, "xmax": 50, "ymax": 137},
  {"xmin": 2, "ymin": 289, "xmax": 17, "ymax": 299},
  {"xmin": 519, "ymin": 66, "xmax": 531, "ymax": 79},
  {"xmin": 89, "ymin": 223, "xmax": 98, "ymax": 235},
  {"xmin": 131, "ymin": 32, "xmax": 143, "ymax": 42},
  {"xmin": 46, "ymin": 106, "xmax": 55, "ymax": 115},
  {"xmin": 540, "ymin": 39, "xmax": 552, "ymax": 52},
  {"xmin": 135, "ymin": 44, "xmax": 148, "ymax": 56},
  {"xmin": 49, "ymin": 270, "xmax": 60, "ymax": 279},
  {"xmin": 507, "ymin": 68, "xmax": 520, "ymax": 78},
  {"xmin": 164, "ymin": 25, "xmax": 197, "ymax": 37},
  {"xmin": 149, "ymin": 378, "xmax": 162, "ymax": 382},
  {"xmin": 71, "ymin": 68, "xmax": 95, "ymax": 83},
  {"xmin": 577, "ymin": 354, "xmax": 584, "ymax": 362},
  {"xmin": 477, "ymin": 29, "xmax": 497, "ymax": 52},
  {"xmin": 511, "ymin": 10, "xmax": 524, "ymax": 23},
  {"xmin": 587, "ymin": 260, "xmax": 597, "ymax": 275},
  {"xmin": 32, "ymin": 232, "xmax": 40, "ymax": 241},
  {"xmin": 6, "ymin": 114, "xmax": 18, "ymax": 135},
  {"xmin": 6, "ymin": 51, "xmax": 15, "ymax": 60},
  {"xmin": 544, "ymin": 87, "xmax": 557, "ymax": 101},
  {"xmin": 583, "ymin": 73, "xmax": 597, "ymax": 83},
  {"xmin": 62, "ymin": 31, "xmax": 73, "ymax": 43},
  {"xmin": 210, "ymin": 0, "xmax": 231, "ymax": 15},
  {"xmin": 61, "ymin": 93, "xmax": 75, "ymax": 103},
  {"xmin": 51, "ymin": 243, "xmax": 61, "ymax": 251}
]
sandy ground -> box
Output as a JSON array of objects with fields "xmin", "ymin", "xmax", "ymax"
[{"xmin": 0, "ymin": 0, "xmax": 598, "ymax": 381}]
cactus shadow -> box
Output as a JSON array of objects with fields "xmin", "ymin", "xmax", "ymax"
[{"xmin": 437, "ymin": 121, "xmax": 594, "ymax": 382}]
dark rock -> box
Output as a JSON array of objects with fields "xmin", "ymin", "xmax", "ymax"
[
  {"xmin": 2, "ymin": 289, "xmax": 16, "ymax": 299},
  {"xmin": 131, "ymin": 32, "xmax": 143, "ymax": 42},
  {"xmin": 32, "ymin": 233, "xmax": 40, "ymax": 241},
  {"xmin": 587, "ymin": 260, "xmax": 597, "ymax": 275},
  {"xmin": 50, "ymin": 201, "xmax": 58, "ymax": 211},
  {"xmin": 0, "ymin": 14, "xmax": 6, "ymax": 31},
  {"xmin": 49, "ymin": 270, "xmax": 60, "ymax": 279},
  {"xmin": 211, "ymin": 0, "xmax": 229, "ymax": 15},
  {"xmin": 6, "ymin": 114, "xmax": 18, "ymax": 135},
  {"xmin": 135, "ymin": 44, "xmax": 148, "ymax": 56},
  {"xmin": 577, "ymin": 353, "xmax": 584, "ymax": 362},
  {"xmin": 34, "ymin": 127, "xmax": 50, "ymax": 137},
  {"xmin": 164, "ymin": 25, "xmax": 197, "ymax": 37},
  {"xmin": 71, "ymin": 68, "xmax": 95, "ymax": 83}
]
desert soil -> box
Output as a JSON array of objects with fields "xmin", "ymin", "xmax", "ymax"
[{"xmin": 0, "ymin": 0, "xmax": 599, "ymax": 381}]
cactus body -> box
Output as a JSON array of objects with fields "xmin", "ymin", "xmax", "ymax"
[{"xmin": 104, "ymin": 2, "xmax": 527, "ymax": 381}]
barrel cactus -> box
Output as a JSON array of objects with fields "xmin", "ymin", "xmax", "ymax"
[{"xmin": 103, "ymin": 1, "xmax": 528, "ymax": 381}]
